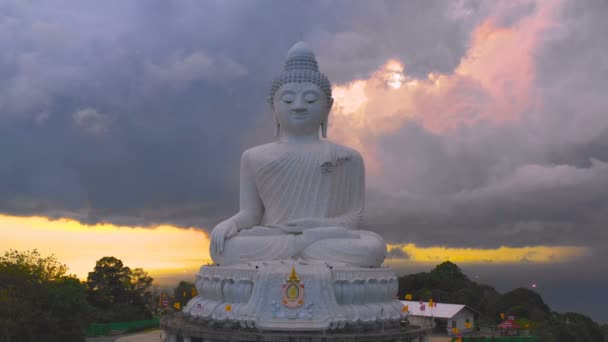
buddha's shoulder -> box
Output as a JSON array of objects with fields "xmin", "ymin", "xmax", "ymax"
[
  {"xmin": 324, "ymin": 140, "xmax": 364, "ymax": 167},
  {"xmin": 323, "ymin": 140, "xmax": 362, "ymax": 159},
  {"xmin": 240, "ymin": 143, "xmax": 282, "ymax": 168},
  {"xmin": 241, "ymin": 141, "xmax": 363, "ymax": 165},
  {"xmin": 242, "ymin": 142, "xmax": 280, "ymax": 159}
]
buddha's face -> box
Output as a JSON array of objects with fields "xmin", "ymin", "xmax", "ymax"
[{"xmin": 273, "ymin": 82, "xmax": 332, "ymax": 137}]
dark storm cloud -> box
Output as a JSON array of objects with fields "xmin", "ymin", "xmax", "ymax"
[
  {"xmin": 356, "ymin": 1, "xmax": 608, "ymax": 251},
  {"xmin": 386, "ymin": 247, "xmax": 411, "ymax": 260},
  {"xmin": 365, "ymin": 123, "xmax": 608, "ymax": 249},
  {"xmin": 0, "ymin": 0, "xmax": 606, "ymax": 253},
  {"xmin": 0, "ymin": 0, "xmax": 470, "ymax": 227}
]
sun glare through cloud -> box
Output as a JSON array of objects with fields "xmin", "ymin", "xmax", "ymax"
[
  {"xmin": 330, "ymin": 1, "xmax": 562, "ymax": 172},
  {"xmin": 384, "ymin": 59, "xmax": 405, "ymax": 89}
]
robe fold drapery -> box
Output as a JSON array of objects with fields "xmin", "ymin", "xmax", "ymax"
[
  {"xmin": 253, "ymin": 141, "xmax": 363, "ymax": 228},
  {"xmin": 211, "ymin": 141, "xmax": 386, "ymax": 267}
]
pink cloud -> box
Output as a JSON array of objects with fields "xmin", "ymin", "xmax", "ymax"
[{"xmin": 329, "ymin": 1, "xmax": 563, "ymax": 172}]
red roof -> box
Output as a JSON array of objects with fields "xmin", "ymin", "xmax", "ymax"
[{"xmin": 498, "ymin": 320, "xmax": 521, "ymax": 329}]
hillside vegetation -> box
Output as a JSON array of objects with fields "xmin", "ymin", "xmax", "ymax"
[{"xmin": 397, "ymin": 261, "xmax": 607, "ymax": 342}]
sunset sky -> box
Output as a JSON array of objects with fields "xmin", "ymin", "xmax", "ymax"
[{"xmin": 1, "ymin": 0, "xmax": 607, "ymax": 322}]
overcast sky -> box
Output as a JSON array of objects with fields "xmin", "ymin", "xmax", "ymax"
[{"xmin": 1, "ymin": 0, "xmax": 607, "ymax": 322}]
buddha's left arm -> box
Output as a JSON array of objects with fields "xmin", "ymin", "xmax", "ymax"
[{"xmin": 322, "ymin": 152, "xmax": 365, "ymax": 230}]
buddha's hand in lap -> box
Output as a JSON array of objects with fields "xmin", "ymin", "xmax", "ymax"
[
  {"xmin": 294, "ymin": 227, "xmax": 360, "ymax": 252},
  {"xmin": 267, "ymin": 217, "xmax": 326, "ymax": 234},
  {"xmin": 210, "ymin": 220, "xmax": 238, "ymax": 255},
  {"xmin": 302, "ymin": 226, "xmax": 360, "ymax": 240}
]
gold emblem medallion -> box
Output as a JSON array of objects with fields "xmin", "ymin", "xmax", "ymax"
[{"xmin": 282, "ymin": 266, "xmax": 304, "ymax": 307}]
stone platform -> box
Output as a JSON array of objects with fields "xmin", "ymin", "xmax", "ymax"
[
  {"xmin": 161, "ymin": 261, "xmax": 431, "ymax": 341},
  {"xmin": 161, "ymin": 312, "xmax": 431, "ymax": 341},
  {"xmin": 186, "ymin": 261, "xmax": 405, "ymax": 329}
]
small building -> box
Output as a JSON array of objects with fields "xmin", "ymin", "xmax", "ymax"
[
  {"xmin": 401, "ymin": 300, "xmax": 478, "ymax": 336},
  {"xmin": 498, "ymin": 317, "xmax": 522, "ymax": 336}
]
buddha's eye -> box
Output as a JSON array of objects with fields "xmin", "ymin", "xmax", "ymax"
[
  {"xmin": 281, "ymin": 94, "xmax": 295, "ymax": 103},
  {"xmin": 305, "ymin": 93, "xmax": 318, "ymax": 103}
]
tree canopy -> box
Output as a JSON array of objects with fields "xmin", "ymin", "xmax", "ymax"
[
  {"xmin": 173, "ymin": 280, "xmax": 196, "ymax": 309},
  {"xmin": 86, "ymin": 256, "xmax": 155, "ymax": 322},
  {"xmin": 0, "ymin": 249, "xmax": 92, "ymax": 342}
]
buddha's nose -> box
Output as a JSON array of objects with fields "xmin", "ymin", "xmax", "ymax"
[
  {"xmin": 292, "ymin": 99, "xmax": 307, "ymax": 112},
  {"xmin": 292, "ymin": 105, "xmax": 307, "ymax": 113}
]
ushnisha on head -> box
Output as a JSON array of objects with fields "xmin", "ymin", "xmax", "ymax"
[{"xmin": 268, "ymin": 42, "xmax": 334, "ymax": 139}]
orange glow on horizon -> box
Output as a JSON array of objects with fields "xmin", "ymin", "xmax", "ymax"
[
  {"xmin": 0, "ymin": 214, "xmax": 588, "ymax": 285},
  {"xmin": 0, "ymin": 214, "xmax": 211, "ymax": 281},
  {"xmin": 385, "ymin": 243, "xmax": 589, "ymax": 266}
]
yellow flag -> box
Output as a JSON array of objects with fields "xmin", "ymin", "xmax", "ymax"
[
  {"xmin": 428, "ymin": 298, "xmax": 434, "ymax": 307},
  {"xmin": 465, "ymin": 322, "xmax": 472, "ymax": 329},
  {"xmin": 402, "ymin": 305, "xmax": 409, "ymax": 312},
  {"xmin": 452, "ymin": 327, "xmax": 459, "ymax": 334},
  {"xmin": 405, "ymin": 294, "xmax": 412, "ymax": 300},
  {"xmin": 192, "ymin": 287, "xmax": 198, "ymax": 297},
  {"xmin": 173, "ymin": 302, "xmax": 181, "ymax": 310},
  {"xmin": 500, "ymin": 313, "xmax": 505, "ymax": 320}
]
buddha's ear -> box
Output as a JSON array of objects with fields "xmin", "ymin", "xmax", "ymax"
[
  {"xmin": 321, "ymin": 120, "xmax": 328, "ymax": 138},
  {"xmin": 321, "ymin": 98, "xmax": 333, "ymax": 138},
  {"xmin": 268, "ymin": 96, "xmax": 280, "ymax": 137},
  {"xmin": 274, "ymin": 117, "xmax": 280, "ymax": 137}
]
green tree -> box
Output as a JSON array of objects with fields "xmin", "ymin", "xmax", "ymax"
[
  {"xmin": 0, "ymin": 249, "xmax": 92, "ymax": 342},
  {"xmin": 131, "ymin": 268, "xmax": 155, "ymax": 313},
  {"xmin": 86, "ymin": 256, "xmax": 132, "ymax": 308},
  {"xmin": 496, "ymin": 288, "xmax": 551, "ymax": 322},
  {"xmin": 173, "ymin": 281, "xmax": 196, "ymax": 309},
  {"xmin": 556, "ymin": 312, "xmax": 604, "ymax": 342},
  {"xmin": 86, "ymin": 257, "xmax": 154, "ymax": 322},
  {"xmin": 397, "ymin": 261, "xmax": 501, "ymax": 313},
  {"xmin": 536, "ymin": 312, "xmax": 605, "ymax": 342},
  {"xmin": 428, "ymin": 261, "xmax": 470, "ymax": 291},
  {"xmin": 601, "ymin": 323, "xmax": 608, "ymax": 342}
]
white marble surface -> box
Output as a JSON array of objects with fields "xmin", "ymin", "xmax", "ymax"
[
  {"xmin": 209, "ymin": 42, "xmax": 386, "ymax": 268},
  {"xmin": 184, "ymin": 261, "xmax": 408, "ymax": 330},
  {"xmin": 185, "ymin": 42, "xmax": 403, "ymax": 331}
]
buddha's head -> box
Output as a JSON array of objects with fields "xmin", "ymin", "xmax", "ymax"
[{"xmin": 268, "ymin": 42, "xmax": 333, "ymax": 138}]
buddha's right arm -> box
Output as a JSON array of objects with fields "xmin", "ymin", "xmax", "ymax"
[
  {"xmin": 232, "ymin": 150, "xmax": 264, "ymax": 231},
  {"xmin": 227, "ymin": 210, "xmax": 262, "ymax": 231}
]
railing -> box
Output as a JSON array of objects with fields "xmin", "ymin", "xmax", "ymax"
[{"xmin": 85, "ymin": 319, "xmax": 160, "ymax": 337}]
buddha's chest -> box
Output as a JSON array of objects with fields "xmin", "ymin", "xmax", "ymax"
[
  {"xmin": 254, "ymin": 151, "xmax": 324, "ymax": 184},
  {"xmin": 253, "ymin": 151, "xmax": 352, "ymax": 197}
]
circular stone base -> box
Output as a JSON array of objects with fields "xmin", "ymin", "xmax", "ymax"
[
  {"xmin": 184, "ymin": 262, "xmax": 406, "ymax": 330},
  {"xmin": 161, "ymin": 312, "xmax": 432, "ymax": 342}
]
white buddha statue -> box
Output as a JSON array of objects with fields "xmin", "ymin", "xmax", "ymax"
[{"xmin": 210, "ymin": 42, "xmax": 386, "ymax": 268}]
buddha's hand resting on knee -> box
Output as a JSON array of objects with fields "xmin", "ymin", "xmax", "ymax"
[{"xmin": 211, "ymin": 220, "xmax": 238, "ymax": 255}]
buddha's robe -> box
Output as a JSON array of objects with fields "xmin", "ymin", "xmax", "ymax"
[{"xmin": 211, "ymin": 141, "xmax": 387, "ymax": 267}]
